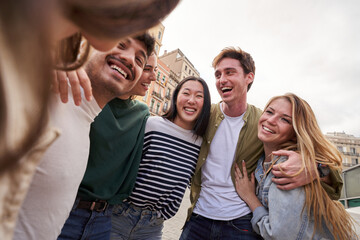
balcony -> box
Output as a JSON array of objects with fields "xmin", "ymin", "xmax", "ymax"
[{"xmin": 152, "ymin": 91, "xmax": 164, "ymax": 101}]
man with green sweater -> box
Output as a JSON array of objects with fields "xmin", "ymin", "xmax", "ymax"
[{"xmin": 57, "ymin": 46, "xmax": 157, "ymax": 239}]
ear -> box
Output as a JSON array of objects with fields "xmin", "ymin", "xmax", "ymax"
[{"xmin": 245, "ymin": 72, "xmax": 254, "ymax": 85}]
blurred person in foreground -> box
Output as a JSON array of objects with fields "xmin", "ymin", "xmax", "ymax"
[{"xmin": 0, "ymin": 0, "xmax": 179, "ymax": 238}]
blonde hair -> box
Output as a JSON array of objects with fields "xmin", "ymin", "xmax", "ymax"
[
  {"xmin": 265, "ymin": 93, "xmax": 357, "ymax": 239},
  {"xmin": 0, "ymin": 0, "xmax": 179, "ymax": 171}
]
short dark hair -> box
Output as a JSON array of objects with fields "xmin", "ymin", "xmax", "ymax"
[
  {"xmin": 212, "ymin": 47, "xmax": 255, "ymax": 91},
  {"xmin": 163, "ymin": 76, "xmax": 211, "ymax": 137},
  {"xmin": 134, "ymin": 32, "xmax": 155, "ymax": 58}
]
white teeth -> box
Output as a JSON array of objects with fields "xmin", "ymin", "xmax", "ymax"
[
  {"xmin": 110, "ymin": 65, "xmax": 127, "ymax": 78},
  {"xmin": 184, "ymin": 108, "xmax": 195, "ymax": 112},
  {"xmin": 263, "ymin": 126, "xmax": 274, "ymax": 133},
  {"xmin": 221, "ymin": 87, "xmax": 232, "ymax": 91},
  {"xmin": 142, "ymin": 83, "xmax": 149, "ymax": 87}
]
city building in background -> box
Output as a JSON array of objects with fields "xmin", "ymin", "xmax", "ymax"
[
  {"xmin": 148, "ymin": 23, "xmax": 165, "ymax": 56},
  {"xmin": 159, "ymin": 48, "xmax": 200, "ymax": 80},
  {"xmin": 137, "ymin": 24, "xmax": 201, "ymax": 116},
  {"xmin": 326, "ymin": 132, "xmax": 360, "ymax": 168}
]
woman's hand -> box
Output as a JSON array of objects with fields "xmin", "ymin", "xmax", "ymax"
[
  {"xmin": 235, "ymin": 160, "xmax": 262, "ymax": 211},
  {"xmin": 52, "ymin": 68, "xmax": 92, "ymax": 106}
]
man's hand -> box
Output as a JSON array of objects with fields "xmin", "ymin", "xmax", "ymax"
[
  {"xmin": 271, "ymin": 150, "xmax": 316, "ymax": 190},
  {"xmin": 52, "ymin": 68, "xmax": 92, "ymax": 106}
]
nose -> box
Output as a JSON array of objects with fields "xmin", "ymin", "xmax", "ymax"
[
  {"xmin": 219, "ymin": 74, "xmax": 227, "ymax": 85},
  {"xmin": 119, "ymin": 48, "xmax": 135, "ymax": 69},
  {"xmin": 149, "ymin": 70, "xmax": 156, "ymax": 81},
  {"xmin": 267, "ymin": 115, "xmax": 277, "ymax": 125},
  {"xmin": 187, "ymin": 95, "xmax": 196, "ymax": 104}
]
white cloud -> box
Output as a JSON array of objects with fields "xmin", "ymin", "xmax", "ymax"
[{"xmin": 161, "ymin": 0, "xmax": 360, "ymax": 137}]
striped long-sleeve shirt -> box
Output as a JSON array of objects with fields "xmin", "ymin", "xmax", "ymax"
[{"xmin": 127, "ymin": 116, "xmax": 202, "ymax": 220}]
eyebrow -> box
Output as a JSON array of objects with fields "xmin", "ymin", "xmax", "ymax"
[
  {"xmin": 268, "ymin": 107, "xmax": 292, "ymax": 119},
  {"xmin": 183, "ymin": 87, "xmax": 203, "ymax": 93}
]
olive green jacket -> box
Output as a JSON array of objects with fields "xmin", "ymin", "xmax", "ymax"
[{"xmin": 186, "ymin": 102, "xmax": 343, "ymax": 221}]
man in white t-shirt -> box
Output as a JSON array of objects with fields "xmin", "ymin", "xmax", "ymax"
[
  {"xmin": 180, "ymin": 47, "xmax": 341, "ymax": 240},
  {"xmin": 14, "ymin": 33, "xmax": 155, "ymax": 240}
]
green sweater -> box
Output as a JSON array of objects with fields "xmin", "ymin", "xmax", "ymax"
[{"xmin": 78, "ymin": 98, "xmax": 149, "ymax": 204}]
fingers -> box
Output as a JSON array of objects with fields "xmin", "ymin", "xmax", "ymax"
[
  {"xmin": 251, "ymin": 172, "xmax": 255, "ymax": 184},
  {"xmin": 56, "ymin": 70, "xmax": 69, "ymax": 103},
  {"xmin": 242, "ymin": 160, "xmax": 248, "ymax": 177},
  {"xmin": 67, "ymin": 70, "xmax": 81, "ymax": 106},
  {"xmin": 76, "ymin": 68, "xmax": 92, "ymax": 102},
  {"xmin": 271, "ymin": 168, "xmax": 285, "ymax": 178},
  {"xmin": 272, "ymin": 149, "xmax": 292, "ymax": 156},
  {"xmin": 271, "ymin": 177, "xmax": 292, "ymax": 185},
  {"xmin": 51, "ymin": 70, "xmax": 59, "ymax": 93},
  {"xmin": 235, "ymin": 164, "xmax": 243, "ymax": 179},
  {"xmin": 276, "ymin": 182, "xmax": 298, "ymax": 191}
]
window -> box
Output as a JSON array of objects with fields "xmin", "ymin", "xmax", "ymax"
[
  {"xmin": 157, "ymin": 72, "xmax": 161, "ymax": 81},
  {"xmin": 161, "ymin": 76, "xmax": 166, "ymax": 84},
  {"xmin": 352, "ymin": 158, "xmax": 358, "ymax": 165},
  {"xmin": 189, "ymin": 70, "xmax": 191, "ymax": 74},
  {"xmin": 350, "ymin": 147, "xmax": 356, "ymax": 154},
  {"xmin": 185, "ymin": 65, "xmax": 187, "ymax": 71},
  {"xmin": 156, "ymin": 103, "xmax": 160, "ymax": 114},
  {"xmin": 150, "ymin": 99, "xmax": 155, "ymax": 111},
  {"xmin": 166, "ymin": 88, "xmax": 170, "ymax": 97},
  {"xmin": 163, "ymin": 101, "xmax": 168, "ymax": 112},
  {"xmin": 337, "ymin": 146, "xmax": 344, "ymax": 152},
  {"xmin": 155, "ymin": 45, "xmax": 159, "ymax": 54},
  {"xmin": 158, "ymin": 31, "xmax": 162, "ymax": 40}
]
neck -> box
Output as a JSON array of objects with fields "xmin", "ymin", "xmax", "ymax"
[
  {"xmin": 221, "ymin": 101, "xmax": 247, "ymax": 117},
  {"xmin": 92, "ymin": 90, "xmax": 109, "ymax": 109},
  {"xmin": 263, "ymin": 144, "xmax": 275, "ymax": 162}
]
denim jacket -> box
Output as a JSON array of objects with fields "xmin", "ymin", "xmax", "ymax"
[{"xmin": 252, "ymin": 155, "xmax": 334, "ymax": 240}]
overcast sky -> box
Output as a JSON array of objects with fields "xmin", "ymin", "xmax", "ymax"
[{"xmin": 160, "ymin": 0, "xmax": 360, "ymax": 137}]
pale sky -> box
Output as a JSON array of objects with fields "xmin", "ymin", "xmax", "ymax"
[{"xmin": 160, "ymin": 0, "xmax": 360, "ymax": 137}]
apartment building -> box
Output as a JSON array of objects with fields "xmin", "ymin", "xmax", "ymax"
[{"xmin": 325, "ymin": 132, "xmax": 360, "ymax": 168}]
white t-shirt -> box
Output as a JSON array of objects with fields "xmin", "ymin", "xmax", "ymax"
[
  {"xmin": 194, "ymin": 103, "xmax": 251, "ymax": 220},
  {"xmin": 14, "ymin": 87, "xmax": 101, "ymax": 240}
]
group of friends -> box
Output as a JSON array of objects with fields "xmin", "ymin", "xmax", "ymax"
[{"xmin": 0, "ymin": 0, "xmax": 358, "ymax": 239}]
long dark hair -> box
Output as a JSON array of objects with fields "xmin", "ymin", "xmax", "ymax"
[{"xmin": 163, "ymin": 76, "xmax": 211, "ymax": 137}]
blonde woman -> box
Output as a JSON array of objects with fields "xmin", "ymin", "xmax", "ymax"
[{"xmin": 235, "ymin": 93, "xmax": 357, "ymax": 239}]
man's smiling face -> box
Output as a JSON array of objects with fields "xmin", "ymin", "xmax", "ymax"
[
  {"xmin": 85, "ymin": 38, "xmax": 147, "ymax": 100},
  {"xmin": 214, "ymin": 57, "xmax": 253, "ymax": 107}
]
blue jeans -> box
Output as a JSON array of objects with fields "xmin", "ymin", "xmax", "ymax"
[
  {"xmin": 111, "ymin": 202, "xmax": 164, "ymax": 240},
  {"xmin": 180, "ymin": 213, "xmax": 262, "ymax": 240},
  {"xmin": 57, "ymin": 198, "xmax": 113, "ymax": 240}
]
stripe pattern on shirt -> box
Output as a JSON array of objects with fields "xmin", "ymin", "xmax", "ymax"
[{"xmin": 127, "ymin": 117, "xmax": 201, "ymax": 220}]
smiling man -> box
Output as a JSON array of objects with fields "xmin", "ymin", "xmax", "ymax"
[
  {"xmin": 57, "ymin": 52, "xmax": 158, "ymax": 240},
  {"xmin": 14, "ymin": 33, "xmax": 154, "ymax": 240},
  {"xmin": 180, "ymin": 47, "xmax": 342, "ymax": 240}
]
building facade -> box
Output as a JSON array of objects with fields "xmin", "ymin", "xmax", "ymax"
[
  {"xmin": 159, "ymin": 48, "xmax": 200, "ymax": 80},
  {"xmin": 148, "ymin": 23, "xmax": 165, "ymax": 56},
  {"xmin": 325, "ymin": 132, "xmax": 360, "ymax": 168}
]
